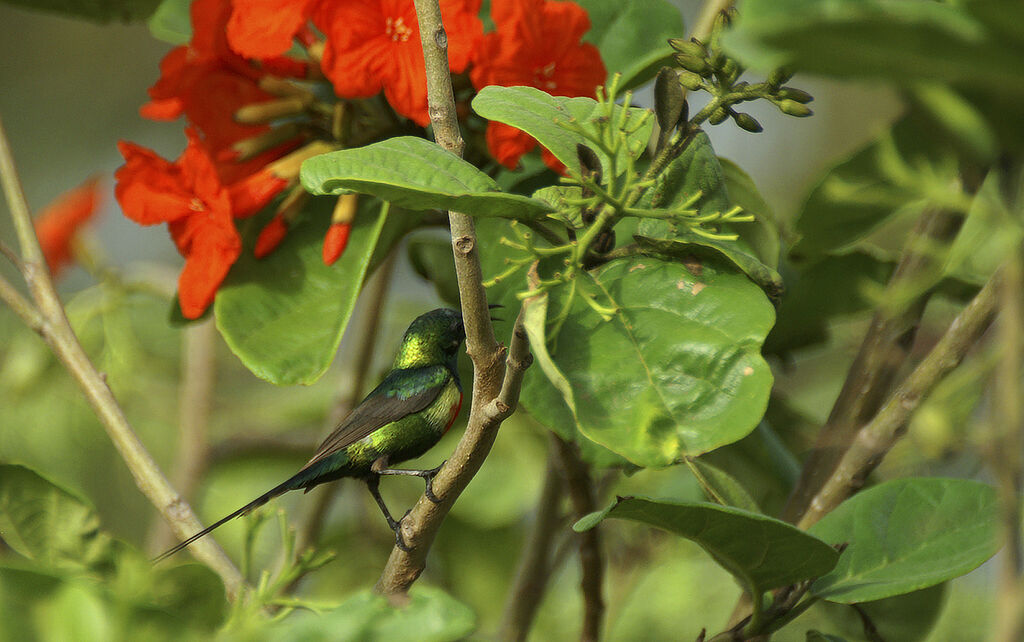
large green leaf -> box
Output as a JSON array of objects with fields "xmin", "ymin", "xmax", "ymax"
[
  {"xmin": 719, "ymin": 157, "xmax": 781, "ymax": 269},
  {"xmin": 471, "ymin": 86, "xmax": 653, "ymax": 177},
  {"xmin": 0, "ymin": 0, "xmax": 159, "ymax": 22},
  {"xmin": 635, "ymin": 133, "xmax": 781, "ymax": 295},
  {"xmin": 722, "ymin": 0, "xmax": 1024, "ymax": 96},
  {"xmin": 790, "ymin": 116, "xmax": 960, "ymax": 261},
  {"xmin": 268, "ymin": 586, "xmax": 476, "ymax": 641},
  {"xmin": 574, "ymin": 0, "xmax": 686, "ymax": 89},
  {"xmin": 575, "ymin": 496, "xmax": 839, "ymax": 594},
  {"xmin": 530, "ymin": 256, "xmax": 773, "ymax": 466},
  {"xmin": 0, "ymin": 464, "xmax": 114, "ymax": 572},
  {"xmin": 764, "ymin": 251, "xmax": 894, "ymax": 354},
  {"xmin": 300, "ymin": 137, "xmax": 552, "ymax": 221},
  {"xmin": 809, "ymin": 478, "xmax": 1000, "ymax": 604},
  {"xmin": 215, "ymin": 198, "xmax": 387, "ymax": 385}
]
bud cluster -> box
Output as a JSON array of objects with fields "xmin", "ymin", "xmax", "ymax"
[{"xmin": 665, "ymin": 9, "xmax": 814, "ymax": 135}]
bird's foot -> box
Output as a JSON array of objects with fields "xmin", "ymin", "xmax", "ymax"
[
  {"xmin": 393, "ymin": 510, "xmax": 413, "ymax": 552},
  {"xmin": 421, "ymin": 461, "xmax": 446, "ymax": 504}
]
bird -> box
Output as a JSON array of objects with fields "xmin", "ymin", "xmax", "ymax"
[{"xmin": 155, "ymin": 307, "xmax": 467, "ymax": 562}]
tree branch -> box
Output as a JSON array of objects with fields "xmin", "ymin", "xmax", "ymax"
[
  {"xmin": 782, "ymin": 207, "xmax": 963, "ymax": 523},
  {"xmin": 0, "ymin": 114, "xmax": 245, "ymax": 599},
  {"xmin": 499, "ymin": 437, "xmax": 568, "ymax": 641},
  {"xmin": 373, "ymin": 0, "xmax": 533, "ymax": 599},
  {"xmin": 148, "ymin": 318, "xmax": 218, "ymax": 553},
  {"xmin": 797, "ymin": 266, "xmax": 1001, "ymax": 529},
  {"xmin": 553, "ymin": 435, "xmax": 605, "ymax": 642},
  {"xmin": 992, "ymin": 242, "xmax": 1024, "ymax": 642}
]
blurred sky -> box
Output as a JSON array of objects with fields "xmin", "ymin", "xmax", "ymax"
[{"xmin": 0, "ymin": 1, "xmax": 901, "ymax": 292}]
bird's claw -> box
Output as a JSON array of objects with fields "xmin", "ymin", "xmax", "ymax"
[
  {"xmin": 393, "ymin": 510, "xmax": 413, "ymax": 552},
  {"xmin": 422, "ymin": 461, "xmax": 445, "ymax": 504}
]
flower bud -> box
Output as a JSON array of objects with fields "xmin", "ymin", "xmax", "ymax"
[
  {"xmin": 668, "ymin": 39, "xmax": 705, "ymax": 59},
  {"xmin": 732, "ymin": 112, "xmax": 763, "ymax": 133},
  {"xmin": 678, "ymin": 71, "xmax": 704, "ymax": 91},
  {"xmin": 777, "ymin": 87, "xmax": 814, "ymax": 104},
  {"xmin": 674, "ymin": 52, "xmax": 711, "ymax": 76},
  {"xmin": 767, "ymin": 67, "xmax": 795, "ymax": 88},
  {"xmin": 777, "ymin": 100, "xmax": 813, "ymax": 117}
]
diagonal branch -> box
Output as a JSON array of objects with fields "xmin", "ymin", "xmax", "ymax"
[
  {"xmin": 374, "ymin": 0, "xmax": 533, "ymax": 598},
  {"xmin": 0, "ymin": 114, "xmax": 245, "ymax": 599},
  {"xmin": 797, "ymin": 265, "xmax": 1001, "ymax": 529}
]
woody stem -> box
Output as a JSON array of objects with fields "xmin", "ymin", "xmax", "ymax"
[{"xmin": 0, "ymin": 115, "xmax": 245, "ymax": 600}]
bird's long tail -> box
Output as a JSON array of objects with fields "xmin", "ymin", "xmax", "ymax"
[{"xmin": 153, "ymin": 475, "xmax": 304, "ymax": 564}]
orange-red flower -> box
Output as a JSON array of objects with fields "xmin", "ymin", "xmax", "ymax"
[
  {"xmin": 228, "ymin": 0, "xmax": 318, "ymax": 59},
  {"xmin": 470, "ymin": 0, "xmax": 605, "ymax": 170},
  {"xmin": 316, "ymin": 0, "xmax": 482, "ymax": 126},
  {"xmin": 114, "ymin": 130, "xmax": 286, "ymax": 319},
  {"xmin": 143, "ymin": 0, "xmax": 306, "ymax": 183},
  {"xmin": 34, "ymin": 177, "xmax": 102, "ymax": 277}
]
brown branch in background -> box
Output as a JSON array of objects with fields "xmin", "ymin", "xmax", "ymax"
[
  {"xmin": 782, "ymin": 207, "xmax": 963, "ymax": 524},
  {"xmin": 296, "ymin": 251, "xmax": 397, "ymax": 554},
  {"xmin": 499, "ymin": 439, "xmax": 568, "ymax": 642},
  {"xmin": 149, "ymin": 318, "xmax": 218, "ymax": 553},
  {"xmin": 373, "ymin": 0, "xmax": 533, "ymax": 599},
  {"xmin": 553, "ymin": 435, "xmax": 605, "ymax": 642},
  {"xmin": 0, "ymin": 115, "xmax": 245, "ymax": 598},
  {"xmin": 797, "ymin": 267, "xmax": 1001, "ymax": 529},
  {"xmin": 992, "ymin": 243, "xmax": 1024, "ymax": 642}
]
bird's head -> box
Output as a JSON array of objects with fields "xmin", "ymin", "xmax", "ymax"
[{"xmin": 393, "ymin": 308, "xmax": 466, "ymax": 370}]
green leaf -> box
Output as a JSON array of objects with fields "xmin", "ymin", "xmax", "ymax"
[
  {"xmin": 719, "ymin": 157, "xmax": 781, "ymax": 269},
  {"xmin": 526, "ymin": 256, "xmax": 773, "ymax": 466},
  {"xmin": 574, "ymin": 0, "xmax": 686, "ymax": 89},
  {"xmin": 686, "ymin": 458, "xmax": 761, "ymax": 513},
  {"xmin": 522, "ymin": 290, "xmax": 580, "ymax": 429},
  {"xmin": 215, "ymin": 198, "xmax": 387, "ymax": 385},
  {"xmin": 300, "ymin": 137, "xmax": 552, "ymax": 221},
  {"xmin": 765, "ymin": 251, "xmax": 894, "ymax": 354},
  {"xmin": 634, "ymin": 133, "xmax": 781, "ymax": 295},
  {"xmin": 147, "ymin": 0, "xmax": 191, "ymax": 44},
  {"xmin": 0, "ymin": 464, "xmax": 115, "ymax": 572},
  {"xmin": 635, "ymin": 234, "xmax": 783, "ymax": 300},
  {"xmin": 806, "ymin": 632, "xmax": 847, "ymax": 642},
  {"xmin": 810, "ymin": 477, "xmax": 1000, "ymax": 603},
  {"xmin": 817, "ymin": 584, "xmax": 946, "ymax": 642},
  {"xmin": 471, "ymin": 86, "xmax": 653, "ymax": 177},
  {"xmin": 723, "ymin": 0, "xmax": 1024, "ymax": 96},
  {"xmin": 0, "ymin": 0, "xmax": 160, "ymax": 22},
  {"xmin": 945, "ymin": 170, "xmax": 1023, "ymax": 286},
  {"xmin": 575, "ymin": 496, "xmax": 839, "ymax": 595},
  {"xmin": 271, "ymin": 586, "xmax": 476, "ymax": 641},
  {"xmin": 790, "ymin": 116, "xmax": 958, "ymax": 261}
]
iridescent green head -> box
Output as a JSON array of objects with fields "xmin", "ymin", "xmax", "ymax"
[{"xmin": 392, "ymin": 308, "xmax": 465, "ymax": 370}]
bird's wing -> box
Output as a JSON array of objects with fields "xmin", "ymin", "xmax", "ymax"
[{"xmin": 301, "ymin": 365, "xmax": 452, "ymax": 469}]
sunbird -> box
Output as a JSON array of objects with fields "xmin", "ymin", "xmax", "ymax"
[{"xmin": 155, "ymin": 308, "xmax": 466, "ymax": 562}]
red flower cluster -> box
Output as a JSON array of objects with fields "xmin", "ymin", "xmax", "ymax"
[
  {"xmin": 34, "ymin": 177, "xmax": 102, "ymax": 278},
  {"xmin": 116, "ymin": 0, "xmax": 605, "ymax": 318}
]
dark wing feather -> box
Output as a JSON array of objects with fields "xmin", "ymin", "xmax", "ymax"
[{"xmin": 301, "ymin": 365, "xmax": 451, "ymax": 469}]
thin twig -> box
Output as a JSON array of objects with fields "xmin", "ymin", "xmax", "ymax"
[
  {"xmin": 0, "ymin": 270, "xmax": 43, "ymax": 331},
  {"xmin": 553, "ymin": 435, "xmax": 605, "ymax": 642},
  {"xmin": 148, "ymin": 318, "xmax": 219, "ymax": 553},
  {"xmin": 499, "ymin": 438, "xmax": 568, "ymax": 641},
  {"xmin": 798, "ymin": 267, "xmax": 1001, "ymax": 529},
  {"xmin": 992, "ymin": 242, "xmax": 1024, "ymax": 642},
  {"xmin": 0, "ymin": 114, "xmax": 245, "ymax": 599},
  {"xmin": 373, "ymin": 0, "xmax": 533, "ymax": 599}
]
